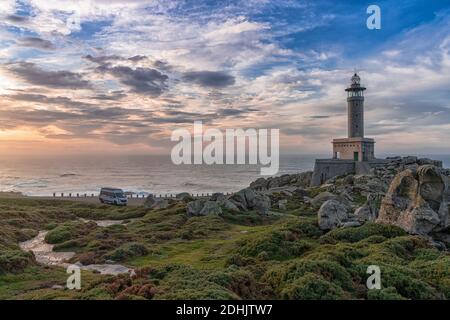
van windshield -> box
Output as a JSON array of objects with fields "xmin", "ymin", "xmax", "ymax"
[{"xmin": 114, "ymin": 192, "xmax": 125, "ymax": 198}]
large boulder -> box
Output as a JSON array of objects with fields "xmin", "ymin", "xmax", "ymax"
[
  {"xmin": 355, "ymin": 193, "xmax": 383, "ymax": 222},
  {"xmin": 229, "ymin": 188, "xmax": 271, "ymax": 215},
  {"xmin": 377, "ymin": 165, "xmax": 450, "ymax": 235},
  {"xmin": 176, "ymin": 192, "xmax": 192, "ymax": 201},
  {"xmin": 222, "ymin": 199, "xmax": 240, "ymax": 211},
  {"xmin": 200, "ymin": 201, "xmax": 222, "ymax": 216},
  {"xmin": 186, "ymin": 200, "xmax": 222, "ymax": 216},
  {"xmin": 210, "ymin": 193, "xmax": 226, "ymax": 202},
  {"xmin": 318, "ymin": 200, "xmax": 359, "ymax": 230},
  {"xmin": 186, "ymin": 199, "xmax": 205, "ymax": 215},
  {"xmin": 311, "ymin": 192, "xmax": 338, "ymax": 208},
  {"xmin": 144, "ymin": 196, "xmax": 169, "ymax": 209}
]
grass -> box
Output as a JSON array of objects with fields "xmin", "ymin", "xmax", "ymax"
[{"xmin": 0, "ymin": 196, "xmax": 449, "ymax": 300}]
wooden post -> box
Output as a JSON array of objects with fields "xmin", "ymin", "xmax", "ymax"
[
  {"xmin": 61, "ymin": 193, "xmax": 64, "ymax": 197},
  {"xmin": 53, "ymin": 193, "xmax": 56, "ymax": 197}
]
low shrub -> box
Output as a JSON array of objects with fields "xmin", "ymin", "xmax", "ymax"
[
  {"xmin": 0, "ymin": 250, "xmax": 35, "ymax": 274},
  {"xmin": 45, "ymin": 221, "xmax": 97, "ymax": 244},
  {"xmin": 281, "ymin": 273, "xmax": 346, "ymax": 300},
  {"xmin": 106, "ymin": 242, "xmax": 149, "ymax": 262},
  {"xmin": 320, "ymin": 222, "xmax": 406, "ymax": 244}
]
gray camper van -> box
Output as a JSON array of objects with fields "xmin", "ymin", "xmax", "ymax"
[{"xmin": 99, "ymin": 188, "xmax": 128, "ymax": 206}]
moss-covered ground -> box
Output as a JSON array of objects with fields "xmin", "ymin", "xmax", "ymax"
[{"xmin": 0, "ymin": 197, "xmax": 449, "ymax": 300}]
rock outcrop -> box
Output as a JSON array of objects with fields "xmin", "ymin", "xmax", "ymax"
[
  {"xmin": 144, "ymin": 196, "xmax": 169, "ymax": 209},
  {"xmin": 355, "ymin": 193, "xmax": 383, "ymax": 222},
  {"xmin": 250, "ymin": 171, "xmax": 312, "ymax": 191},
  {"xmin": 187, "ymin": 200, "xmax": 222, "ymax": 216},
  {"xmin": 229, "ymin": 188, "xmax": 271, "ymax": 215},
  {"xmin": 318, "ymin": 199, "xmax": 361, "ymax": 230},
  {"xmin": 310, "ymin": 192, "xmax": 339, "ymax": 208},
  {"xmin": 186, "ymin": 188, "xmax": 271, "ymax": 216},
  {"xmin": 377, "ymin": 165, "xmax": 450, "ymax": 235}
]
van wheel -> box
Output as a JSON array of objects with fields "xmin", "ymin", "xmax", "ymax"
[
  {"xmin": 114, "ymin": 200, "xmax": 118, "ymax": 205},
  {"xmin": 100, "ymin": 199, "xmax": 104, "ymax": 203}
]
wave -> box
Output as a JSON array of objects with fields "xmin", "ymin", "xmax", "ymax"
[{"xmin": 60, "ymin": 173, "xmax": 80, "ymax": 177}]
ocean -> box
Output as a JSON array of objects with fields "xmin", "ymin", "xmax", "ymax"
[{"xmin": 1, "ymin": 154, "xmax": 449, "ymax": 196}]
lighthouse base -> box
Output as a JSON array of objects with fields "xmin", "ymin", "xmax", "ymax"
[{"xmin": 332, "ymin": 137, "xmax": 375, "ymax": 162}]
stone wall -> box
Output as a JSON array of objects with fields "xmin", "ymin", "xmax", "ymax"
[
  {"xmin": 311, "ymin": 159, "xmax": 355, "ymax": 186},
  {"xmin": 311, "ymin": 156, "xmax": 443, "ymax": 187}
]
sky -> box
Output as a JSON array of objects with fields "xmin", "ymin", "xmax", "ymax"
[{"xmin": 0, "ymin": 0, "xmax": 449, "ymax": 156}]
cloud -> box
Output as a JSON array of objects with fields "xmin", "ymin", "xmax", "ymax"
[
  {"xmin": 98, "ymin": 65, "xmax": 168, "ymax": 96},
  {"xmin": 84, "ymin": 54, "xmax": 123, "ymax": 65},
  {"xmin": 89, "ymin": 91, "xmax": 127, "ymax": 101},
  {"xmin": 16, "ymin": 37, "xmax": 55, "ymax": 50},
  {"xmin": 5, "ymin": 62, "xmax": 92, "ymax": 89},
  {"xmin": 5, "ymin": 15, "xmax": 28, "ymax": 23},
  {"xmin": 4, "ymin": 92, "xmax": 93, "ymax": 109},
  {"xmin": 84, "ymin": 54, "xmax": 168, "ymax": 96},
  {"xmin": 182, "ymin": 71, "xmax": 235, "ymax": 88}
]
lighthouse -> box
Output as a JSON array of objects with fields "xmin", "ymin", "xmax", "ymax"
[
  {"xmin": 311, "ymin": 73, "xmax": 381, "ymax": 186},
  {"xmin": 332, "ymin": 73, "xmax": 375, "ymax": 162},
  {"xmin": 346, "ymin": 73, "xmax": 365, "ymax": 138}
]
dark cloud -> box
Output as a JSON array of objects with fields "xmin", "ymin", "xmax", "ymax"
[
  {"xmin": 4, "ymin": 93, "xmax": 93, "ymax": 109},
  {"xmin": 16, "ymin": 37, "xmax": 54, "ymax": 50},
  {"xmin": 6, "ymin": 62, "xmax": 91, "ymax": 89},
  {"xmin": 128, "ymin": 55, "xmax": 147, "ymax": 62},
  {"xmin": 309, "ymin": 115, "xmax": 331, "ymax": 119},
  {"xmin": 85, "ymin": 55, "xmax": 168, "ymax": 96},
  {"xmin": 217, "ymin": 107, "xmax": 257, "ymax": 117},
  {"xmin": 99, "ymin": 65, "xmax": 168, "ymax": 96},
  {"xmin": 182, "ymin": 71, "xmax": 235, "ymax": 88},
  {"xmin": 84, "ymin": 54, "xmax": 123, "ymax": 65},
  {"xmin": 153, "ymin": 60, "xmax": 172, "ymax": 71},
  {"xmin": 5, "ymin": 15, "xmax": 28, "ymax": 23},
  {"xmin": 84, "ymin": 54, "xmax": 148, "ymax": 64}
]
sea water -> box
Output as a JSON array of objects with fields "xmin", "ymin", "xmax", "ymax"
[{"xmin": 0, "ymin": 154, "xmax": 448, "ymax": 196}]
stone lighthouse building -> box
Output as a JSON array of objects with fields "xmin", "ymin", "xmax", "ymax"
[
  {"xmin": 311, "ymin": 73, "xmax": 383, "ymax": 186},
  {"xmin": 332, "ymin": 73, "xmax": 375, "ymax": 162}
]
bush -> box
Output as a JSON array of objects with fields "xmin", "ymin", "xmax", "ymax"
[
  {"xmin": 207, "ymin": 268, "xmax": 261, "ymax": 299},
  {"xmin": 284, "ymin": 218, "xmax": 323, "ymax": 238},
  {"xmin": 0, "ymin": 250, "xmax": 35, "ymax": 274},
  {"xmin": 381, "ymin": 266, "xmax": 438, "ymax": 299},
  {"xmin": 106, "ymin": 242, "xmax": 149, "ymax": 262},
  {"xmin": 236, "ymin": 231, "xmax": 315, "ymax": 260},
  {"xmin": 45, "ymin": 221, "xmax": 97, "ymax": 244},
  {"xmin": 367, "ymin": 287, "xmax": 405, "ymax": 300},
  {"xmin": 281, "ymin": 273, "xmax": 346, "ymax": 300},
  {"xmin": 320, "ymin": 223, "xmax": 406, "ymax": 244}
]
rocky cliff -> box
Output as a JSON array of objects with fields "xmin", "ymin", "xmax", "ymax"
[{"xmin": 183, "ymin": 156, "xmax": 450, "ymax": 250}]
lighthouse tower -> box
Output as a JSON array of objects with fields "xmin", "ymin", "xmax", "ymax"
[
  {"xmin": 346, "ymin": 73, "xmax": 366, "ymax": 138},
  {"xmin": 332, "ymin": 73, "xmax": 375, "ymax": 162}
]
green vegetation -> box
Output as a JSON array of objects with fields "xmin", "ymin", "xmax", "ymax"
[{"xmin": 0, "ymin": 196, "xmax": 449, "ymax": 300}]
